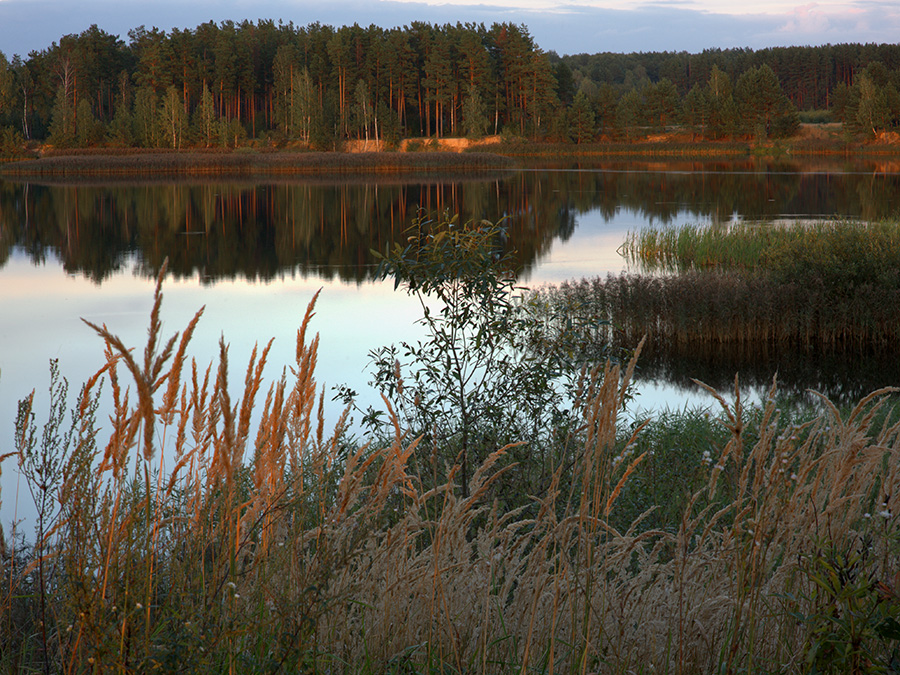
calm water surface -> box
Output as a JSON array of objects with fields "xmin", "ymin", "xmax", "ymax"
[{"xmin": 4, "ymin": 158, "xmax": 900, "ymax": 527}]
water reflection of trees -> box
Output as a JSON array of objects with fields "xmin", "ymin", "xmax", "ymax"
[
  {"xmin": 0, "ymin": 179, "xmax": 558, "ymax": 283},
  {"xmin": 527, "ymin": 159, "xmax": 900, "ymax": 225},
  {"xmin": 3, "ymin": 162, "xmax": 900, "ymax": 283}
]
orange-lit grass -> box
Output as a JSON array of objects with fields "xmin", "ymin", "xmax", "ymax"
[{"xmin": 497, "ymin": 140, "xmax": 751, "ymax": 159}]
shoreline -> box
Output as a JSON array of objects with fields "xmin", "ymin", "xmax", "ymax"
[
  {"xmin": 2, "ymin": 127, "xmax": 900, "ymax": 178},
  {"xmin": 0, "ymin": 150, "xmax": 519, "ymax": 178}
]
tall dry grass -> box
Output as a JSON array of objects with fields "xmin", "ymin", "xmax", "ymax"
[{"xmin": 1, "ymin": 264, "xmax": 898, "ymax": 673}]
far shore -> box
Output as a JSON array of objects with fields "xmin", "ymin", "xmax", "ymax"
[
  {"xmin": 0, "ymin": 149, "xmax": 518, "ymax": 178},
  {"xmin": 3, "ymin": 124, "xmax": 900, "ymax": 177}
]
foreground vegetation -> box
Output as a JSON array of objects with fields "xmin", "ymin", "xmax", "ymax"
[{"xmin": 2, "ymin": 216, "xmax": 899, "ymax": 673}]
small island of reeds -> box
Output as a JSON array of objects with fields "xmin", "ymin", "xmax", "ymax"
[{"xmin": 534, "ymin": 218, "xmax": 900, "ymax": 356}]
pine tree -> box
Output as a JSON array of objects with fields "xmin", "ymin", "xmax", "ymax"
[
  {"xmin": 0, "ymin": 51, "xmax": 14, "ymax": 129},
  {"xmin": 569, "ymin": 90, "xmax": 595, "ymax": 143},
  {"xmin": 272, "ymin": 44, "xmax": 296, "ymax": 136},
  {"xmin": 106, "ymin": 69, "xmax": 133, "ymax": 146},
  {"xmin": 75, "ymin": 97, "xmax": 102, "ymax": 146},
  {"xmin": 554, "ymin": 61, "xmax": 576, "ymax": 106},
  {"xmin": 735, "ymin": 63, "xmax": 798, "ymax": 141},
  {"xmin": 353, "ymin": 79, "xmax": 372, "ymax": 142},
  {"xmin": 682, "ymin": 83, "xmax": 707, "ymax": 138},
  {"xmin": 705, "ymin": 66, "xmax": 737, "ymax": 139},
  {"xmin": 133, "ymin": 85, "xmax": 159, "ymax": 147},
  {"xmin": 615, "ymin": 89, "xmax": 643, "ymax": 139},
  {"xmin": 593, "ymin": 83, "xmax": 618, "ymax": 136},
  {"xmin": 194, "ymin": 81, "xmax": 216, "ymax": 147},
  {"xmin": 107, "ymin": 100, "xmax": 133, "ymax": 146},
  {"xmin": 644, "ymin": 78, "xmax": 680, "ymax": 130}
]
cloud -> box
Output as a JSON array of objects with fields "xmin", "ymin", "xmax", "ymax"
[
  {"xmin": 759, "ymin": 0, "xmax": 900, "ymax": 46},
  {"xmin": 776, "ymin": 3, "xmax": 834, "ymax": 38},
  {"xmin": 2, "ymin": 0, "xmax": 899, "ymax": 59}
]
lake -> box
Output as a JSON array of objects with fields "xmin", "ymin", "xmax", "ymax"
[{"xmin": 3, "ymin": 156, "xmax": 900, "ymax": 528}]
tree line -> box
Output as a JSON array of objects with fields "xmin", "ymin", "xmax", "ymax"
[
  {"xmin": 559, "ymin": 44, "xmax": 900, "ymax": 139},
  {"xmin": 0, "ymin": 21, "xmax": 899, "ymax": 152}
]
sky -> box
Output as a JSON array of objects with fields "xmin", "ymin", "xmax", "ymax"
[{"xmin": 0, "ymin": 0, "xmax": 898, "ymax": 59}]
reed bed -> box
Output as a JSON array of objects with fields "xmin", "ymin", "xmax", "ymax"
[
  {"xmin": 539, "ymin": 273, "xmax": 900, "ymax": 353},
  {"xmin": 0, "ymin": 151, "xmax": 517, "ymax": 178},
  {"xmin": 621, "ymin": 219, "xmax": 900, "ymax": 285},
  {"xmin": 621, "ymin": 222, "xmax": 781, "ymax": 272},
  {"xmin": 605, "ymin": 219, "xmax": 900, "ymax": 353},
  {"xmin": 2, "ymin": 266, "xmax": 899, "ymax": 674}
]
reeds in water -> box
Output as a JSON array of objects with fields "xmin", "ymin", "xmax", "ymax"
[
  {"xmin": 2, "ymin": 265, "xmax": 899, "ymax": 673},
  {"xmin": 602, "ymin": 219, "xmax": 900, "ymax": 353},
  {"xmin": 621, "ymin": 218, "xmax": 900, "ymax": 286},
  {"xmin": 540, "ymin": 272, "xmax": 900, "ymax": 353}
]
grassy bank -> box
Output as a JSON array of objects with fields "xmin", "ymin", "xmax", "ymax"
[
  {"xmin": 495, "ymin": 139, "xmax": 755, "ymax": 158},
  {"xmin": 0, "ymin": 150, "xmax": 518, "ymax": 178},
  {"xmin": 2, "ymin": 261, "xmax": 899, "ymax": 674},
  {"xmin": 5, "ymin": 123, "xmax": 900, "ymax": 176}
]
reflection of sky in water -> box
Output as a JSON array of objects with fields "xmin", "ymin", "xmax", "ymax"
[{"xmin": 0, "ymin": 204, "xmax": 808, "ymax": 530}]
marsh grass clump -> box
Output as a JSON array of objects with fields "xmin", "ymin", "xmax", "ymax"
[
  {"xmin": 1, "ymin": 245, "xmax": 900, "ymax": 673},
  {"xmin": 542, "ymin": 272, "xmax": 900, "ymax": 352},
  {"xmin": 621, "ymin": 221, "xmax": 778, "ymax": 272},
  {"xmin": 583, "ymin": 219, "xmax": 900, "ymax": 353},
  {"xmin": 622, "ymin": 219, "xmax": 900, "ymax": 286}
]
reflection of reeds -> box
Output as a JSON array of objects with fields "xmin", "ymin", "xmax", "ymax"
[{"xmin": 634, "ymin": 339, "xmax": 900, "ymax": 408}]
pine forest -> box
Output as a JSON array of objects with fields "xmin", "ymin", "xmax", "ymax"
[{"xmin": 2, "ymin": 21, "xmax": 900, "ymax": 153}]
